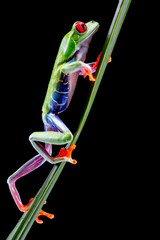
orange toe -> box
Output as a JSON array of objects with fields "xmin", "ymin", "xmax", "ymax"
[
  {"xmin": 57, "ymin": 144, "xmax": 76, "ymax": 159},
  {"xmin": 36, "ymin": 209, "xmax": 54, "ymax": 224},
  {"xmin": 56, "ymin": 144, "xmax": 77, "ymax": 164},
  {"xmin": 22, "ymin": 198, "xmax": 54, "ymax": 224}
]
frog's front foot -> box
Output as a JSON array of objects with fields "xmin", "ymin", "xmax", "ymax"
[
  {"xmin": 81, "ymin": 66, "xmax": 95, "ymax": 82},
  {"xmin": 20, "ymin": 198, "xmax": 54, "ymax": 224},
  {"xmin": 56, "ymin": 144, "xmax": 77, "ymax": 164}
]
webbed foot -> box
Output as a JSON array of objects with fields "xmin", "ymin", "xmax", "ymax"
[
  {"xmin": 55, "ymin": 144, "xmax": 77, "ymax": 164},
  {"xmin": 81, "ymin": 67, "xmax": 95, "ymax": 82},
  {"xmin": 94, "ymin": 52, "xmax": 112, "ymax": 68},
  {"xmin": 20, "ymin": 198, "xmax": 54, "ymax": 224}
]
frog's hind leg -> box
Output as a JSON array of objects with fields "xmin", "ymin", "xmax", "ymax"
[
  {"xmin": 7, "ymin": 127, "xmax": 54, "ymax": 223},
  {"xmin": 7, "ymin": 155, "xmax": 45, "ymax": 210},
  {"xmin": 8, "ymin": 113, "xmax": 76, "ymax": 224},
  {"xmin": 29, "ymin": 113, "xmax": 77, "ymax": 165}
]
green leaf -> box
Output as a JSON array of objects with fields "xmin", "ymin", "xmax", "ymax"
[{"xmin": 7, "ymin": 1, "xmax": 131, "ymax": 239}]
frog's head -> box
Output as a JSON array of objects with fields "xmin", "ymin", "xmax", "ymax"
[
  {"xmin": 63, "ymin": 20, "xmax": 99, "ymax": 61},
  {"xmin": 71, "ymin": 21, "xmax": 99, "ymax": 44}
]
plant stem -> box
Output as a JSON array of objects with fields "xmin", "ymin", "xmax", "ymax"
[{"xmin": 7, "ymin": 1, "xmax": 131, "ymax": 239}]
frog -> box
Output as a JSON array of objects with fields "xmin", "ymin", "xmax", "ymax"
[{"xmin": 7, "ymin": 20, "xmax": 111, "ymax": 223}]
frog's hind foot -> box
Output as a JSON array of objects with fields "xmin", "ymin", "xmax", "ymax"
[
  {"xmin": 22, "ymin": 198, "xmax": 54, "ymax": 224},
  {"xmin": 36, "ymin": 208, "xmax": 54, "ymax": 224},
  {"xmin": 56, "ymin": 144, "xmax": 77, "ymax": 164}
]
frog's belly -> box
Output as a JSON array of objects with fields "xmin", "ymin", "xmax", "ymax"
[
  {"xmin": 49, "ymin": 72, "xmax": 79, "ymax": 114},
  {"xmin": 67, "ymin": 71, "xmax": 79, "ymax": 105}
]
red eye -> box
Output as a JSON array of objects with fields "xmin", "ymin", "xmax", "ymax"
[{"xmin": 76, "ymin": 21, "xmax": 87, "ymax": 33}]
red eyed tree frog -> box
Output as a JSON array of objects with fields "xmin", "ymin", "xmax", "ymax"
[{"xmin": 7, "ymin": 20, "xmax": 111, "ymax": 224}]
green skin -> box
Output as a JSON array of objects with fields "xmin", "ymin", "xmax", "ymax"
[
  {"xmin": 42, "ymin": 21, "xmax": 99, "ymax": 115},
  {"xmin": 29, "ymin": 21, "xmax": 99, "ymax": 164},
  {"xmin": 7, "ymin": 21, "xmax": 101, "ymax": 223}
]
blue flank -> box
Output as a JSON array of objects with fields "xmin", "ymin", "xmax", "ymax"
[
  {"xmin": 49, "ymin": 73, "xmax": 69, "ymax": 114},
  {"xmin": 49, "ymin": 53, "xmax": 77, "ymax": 114}
]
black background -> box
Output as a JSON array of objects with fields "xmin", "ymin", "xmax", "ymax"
[{"xmin": 2, "ymin": 1, "xmax": 151, "ymax": 239}]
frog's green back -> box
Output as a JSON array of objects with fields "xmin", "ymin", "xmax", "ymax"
[
  {"xmin": 42, "ymin": 64, "xmax": 60, "ymax": 115},
  {"xmin": 42, "ymin": 34, "xmax": 69, "ymax": 116}
]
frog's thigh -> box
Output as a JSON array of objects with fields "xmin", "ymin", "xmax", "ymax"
[{"xmin": 30, "ymin": 113, "xmax": 73, "ymax": 145}]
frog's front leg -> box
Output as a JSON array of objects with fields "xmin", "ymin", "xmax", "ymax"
[
  {"xmin": 29, "ymin": 113, "xmax": 77, "ymax": 165},
  {"xmin": 61, "ymin": 61, "xmax": 96, "ymax": 81},
  {"xmin": 61, "ymin": 54, "xmax": 111, "ymax": 82}
]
